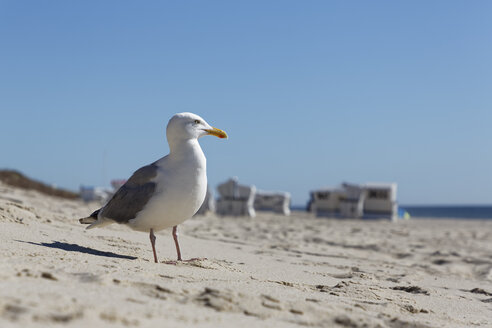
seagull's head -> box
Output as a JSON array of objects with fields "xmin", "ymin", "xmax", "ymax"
[{"xmin": 166, "ymin": 112, "xmax": 228, "ymax": 143}]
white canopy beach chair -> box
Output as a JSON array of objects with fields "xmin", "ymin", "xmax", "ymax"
[
  {"xmin": 216, "ymin": 178, "xmax": 256, "ymax": 217},
  {"xmin": 254, "ymin": 191, "xmax": 291, "ymax": 215}
]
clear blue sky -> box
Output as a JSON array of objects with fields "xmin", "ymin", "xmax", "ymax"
[{"xmin": 1, "ymin": 1, "xmax": 491, "ymax": 205}]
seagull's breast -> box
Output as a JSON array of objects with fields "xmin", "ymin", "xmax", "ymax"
[{"xmin": 128, "ymin": 142, "xmax": 207, "ymax": 232}]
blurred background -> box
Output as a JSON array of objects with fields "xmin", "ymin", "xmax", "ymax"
[{"xmin": 1, "ymin": 1, "xmax": 491, "ymax": 206}]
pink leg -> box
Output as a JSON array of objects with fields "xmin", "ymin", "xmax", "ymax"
[
  {"xmin": 164, "ymin": 226, "xmax": 206, "ymax": 264},
  {"xmin": 149, "ymin": 228, "xmax": 158, "ymax": 263},
  {"xmin": 172, "ymin": 225, "xmax": 182, "ymax": 261}
]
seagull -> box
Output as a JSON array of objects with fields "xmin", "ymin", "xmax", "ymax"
[{"xmin": 79, "ymin": 112, "xmax": 227, "ymax": 263}]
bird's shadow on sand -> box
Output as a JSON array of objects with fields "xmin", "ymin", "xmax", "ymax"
[{"xmin": 16, "ymin": 240, "xmax": 138, "ymax": 260}]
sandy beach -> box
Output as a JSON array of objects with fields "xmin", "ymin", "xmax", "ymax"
[{"xmin": 1, "ymin": 181, "xmax": 491, "ymax": 328}]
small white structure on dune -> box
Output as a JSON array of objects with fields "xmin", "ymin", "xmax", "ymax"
[
  {"xmin": 80, "ymin": 180, "xmax": 127, "ymax": 203},
  {"xmin": 111, "ymin": 179, "xmax": 126, "ymax": 191},
  {"xmin": 254, "ymin": 190, "xmax": 291, "ymax": 216},
  {"xmin": 195, "ymin": 186, "xmax": 216, "ymax": 215},
  {"xmin": 216, "ymin": 178, "xmax": 256, "ymax": 217},
  {"xmin": 309, "ymin": 182, "xmax": 398, "ymax": 221},
  {"xmin": 79, "ymin": 186, "xmax": 112, "ymax": 203}
]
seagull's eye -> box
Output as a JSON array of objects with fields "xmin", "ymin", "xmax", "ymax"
[{"xmin": 194, "ymin": 120, "xmax": 201, "ymax": 124}]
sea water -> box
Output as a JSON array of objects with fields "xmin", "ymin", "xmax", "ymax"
[
  {"xmin": 291, "ymin": 205, "xmax": 492, "ymax": 219},
  {"xmin": 398, "ymin": 205, "xmax": 492, "ymax": 219}
]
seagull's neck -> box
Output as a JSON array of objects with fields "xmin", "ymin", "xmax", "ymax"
[{"xmin": 168, "ymin": 139, "xmax": 206, "ymax": 167}]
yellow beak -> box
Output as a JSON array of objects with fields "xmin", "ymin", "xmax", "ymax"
[{"xmin": 205, "ymin": 127, "xmax": 228, "ymax": 139}]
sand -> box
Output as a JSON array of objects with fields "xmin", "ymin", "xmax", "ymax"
[{"xmin": 0, "ymin": 181, "xmax": 491, "ymax": 328}]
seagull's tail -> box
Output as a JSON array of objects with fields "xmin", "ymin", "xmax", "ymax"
[
  {"xmin": 79, "ymin": 209, "xmax": 100, "ymax": 225},
  {"xmin": 79, "ymin": 216, "xmax": 97, "ymax": 224},
  {"xmin": 79, "ymin": 209, "xmax": 114, "ymax": 229}
]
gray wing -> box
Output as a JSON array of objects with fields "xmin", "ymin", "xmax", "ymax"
[{"xmin": 100, "ymin": 163, "xmax": 158, "ymax": 223}]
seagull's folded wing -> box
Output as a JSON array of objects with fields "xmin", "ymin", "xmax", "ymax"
[{"xmin": 100, "ymin": 163, "xmax": 159, "ymax": 223}]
